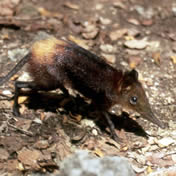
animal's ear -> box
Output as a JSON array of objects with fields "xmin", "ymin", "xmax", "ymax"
[
  {"xmin": 128, "ymin": 69, "xmax": 138, "ymax": 81},
  {"xmin": 122, "ymin": 69, "xmax": 139, "ymax": 90}
]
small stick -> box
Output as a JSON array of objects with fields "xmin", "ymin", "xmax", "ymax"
[{"xmin": 7, "ymin": 121, "xmax": 34, "ymax": 137}]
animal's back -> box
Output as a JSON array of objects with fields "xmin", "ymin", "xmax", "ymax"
[
  {"xmin": 28, "ymin": 38, "xmax": 122, "ymax": 105},
  {"xmin": 28, "ymin": 38, "xmax": 69, "ymax": 90}
]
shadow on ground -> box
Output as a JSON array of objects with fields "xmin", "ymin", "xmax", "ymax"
[{"xmin": 22, "ymin": 91, "xmax": 148, "ymax": 139}]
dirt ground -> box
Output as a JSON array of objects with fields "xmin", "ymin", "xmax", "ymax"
[{"xmin": 0, "ymin": 0, "xmax": 176, "ymax": 175}]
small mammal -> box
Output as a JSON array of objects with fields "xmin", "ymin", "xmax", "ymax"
[{"xmin": 0, "ymin": 37, "xmax": 165, "ymax": 141}]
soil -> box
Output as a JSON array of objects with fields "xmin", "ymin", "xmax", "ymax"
[{"xmin": 0, "ymin": 0, "xmax": 176, "ymax": 175}]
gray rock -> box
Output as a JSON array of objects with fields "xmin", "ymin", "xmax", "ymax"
[{"xmin": 58, "ymin": 150, "xmax": 136, "ymax": 176}]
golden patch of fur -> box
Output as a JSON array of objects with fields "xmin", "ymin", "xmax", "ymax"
[{"xmin": 31, "ymin": 38, "xmax": 67, "ymax": 65}]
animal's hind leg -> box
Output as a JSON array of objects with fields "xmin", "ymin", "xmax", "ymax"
[{"xmin": 13, "ymin": 81, "xmax": 37, "ymax": 116}]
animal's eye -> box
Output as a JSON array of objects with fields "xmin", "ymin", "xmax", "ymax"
[{"xmin": 130, "ymin": 96, "xmax": 138, "ymax": 105}]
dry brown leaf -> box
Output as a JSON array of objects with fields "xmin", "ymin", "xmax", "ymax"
[
  {"xmin": 64, "ymin": 2, "xmax": 79, "ymax": 10},
  {"xmin": 147, "ymin": 153, "xmax": 176, "ymax": 167},
  {"xmin": 128, "ymin": 56, "xmax": 141, "ymax": 69},
  {"xmin": 171, "ymin": 154, "xmax": 176, "ymax": 162},
  {"xmin": 109, "ymin": 29, "xmax": 127, "ymax": 41},
  {"xmin": 0, "ymin": 148, "xmax": 9, "ymax": 160},
  {"xmin": 2, "ymin": 33, "xmax": 9, "ymax": 40},
  {"xmin": 0, "ymin": 0, "xmax": 20, "ymax": 16},
  {"xmin": 68, "ymin": 35, "xmax": 89, "ymax": 49},
  {"xmin": 125, "ymin": 35, "xmax": 134, "ymax": 41},
  {"xmin": 82, "ymin": 29, "xmax": 99, "ymax": 39},
  {"xmin": 113, "ymin": 2, "xmax": 126, "ymax": 9},
  {"xmin": 94, "ymin": 148, "xmax": 104, "ymax": 157},
  {"xmin": 69, "ymin": 113, "xmax": 82, "ymax": 122},
  {"xmin": 142, "ymin": 19, "xmax": 153, "ymax": 26},
  {"xmin": 15, "ymin": 119, "xmax": 32, "ymax": 131},
  {"xmin": 34, "ymin": 140, "xmax": 49, "ymax": 149},
  {"xmin": 63, "ymin": 115, "xmax": 68, "ymax": 123},
  {"xmin": 101, "ymin": 53, "xmax": 116, "ymax": 64},
  {"xmin": 152, "ymin": 52, "xmax": 161, "ymax": 65},
  {"xmin": 124, "ymin": 38, "xmax": 148, "ymax": 49},
  {"xmin": 127, "ymin": 18, "xmax": 140, "ymax": 25},
  {"xmin": 147, "ymin": 166, "xmax": 153, "ymax": 175},
  {"xmin": 171, "ymin": 56, "xmax": 176, "ymax": 64},
  {"xmin": 18, "ymin": 147, "xmax": 43, "ymax": 170},
  {"xmin": 19, "ymin": 104, "xmax": 26, "ymax": 115},
  {"xmin": 18, "ymin": 96, "xmax": 28, "ymax": 104},
  {"xmin": 10, "ymin": 74, "xmax": 19, "ymax": 81},
  {"xmin": 37, "ymin": 7, "xmax": 63, "ymax": 18},
  {"xmin": 121, "ymin": 146, "xmax": 128, "ymax": 152},
  {"xmin": 40, "ymin": 112, "xmax": 45, "ymax": 121},
  {"xmin": 7, "ymin": 159, "xmax": 23, "ymax": 172}
]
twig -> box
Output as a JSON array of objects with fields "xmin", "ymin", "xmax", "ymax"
[
  {"xmin": 0, "ymin": 16, "xmax": 42, "ymax": 21},
  {"xmin": 7, "ymin": 121, "xmax": 34, "ymax": 137}
]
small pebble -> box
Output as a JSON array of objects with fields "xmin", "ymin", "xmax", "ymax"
[
  {"xmin": 100, "ymin": 44, "xmax": 116, "ymax": 53},
  {"xmin": 2, "ymin": 90, "xmax": 12, "ymax": 95},
  {"xmin": 157, "ymin": 137, "xmax": 175, "ymax": 147}
]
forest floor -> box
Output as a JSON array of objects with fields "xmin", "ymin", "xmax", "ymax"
[{"xmin": 0, "ymin": 0, "xmax": 176, "ymax": 175}]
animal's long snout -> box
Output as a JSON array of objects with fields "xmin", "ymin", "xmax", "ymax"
[{"xmin": 142, "ymin": 110, "xmax": 165, "ymax": 129}]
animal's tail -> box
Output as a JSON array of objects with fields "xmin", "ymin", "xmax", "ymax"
[{"xmin": 0, "ymin": 54, "xmax": 30, "ymax": 86}]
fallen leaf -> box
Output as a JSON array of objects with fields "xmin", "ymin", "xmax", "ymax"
[
  {"xmin": 64, "ymin": 2, "xmax": 79, "ymax": 10},
  {"xmin": 125, "ymin": 35, "xmax": 135, "ymax": 41},
  {"xmin": 109, "ymin": 29, "xmax": 127, "ymax": 41},
  {"xmin": 121, "ymin": 146, "xmax": 128, "ymax": 151},
  {"xmin": 37, "ymin": 7, "xmax": 63, "ymax": 19},
  {"xmin": 19, "ymin": 104, "xmax": 27, "ymax": 115},
  {"xmin": 2, "ymin": 89, "xmax": 12, "ymax": 95},
  {"xmin": 127, "ymin": 18, "xmax": 140, "ymax": 25},
  {"xmin": 171, "ymin": 56, "xmax": 176, "ymax": 64},
  {"xmin": 0, "ymin": 0, "xmax": 20, "ymax": 16},
  {"xmin": 10, "ymin": 74, "xmax": 19, "ymax": 81},
  {"xmin": 18, "ymin": 96, "xmax": 28, "ymax": 104},
  {"xmin": 148, "ymin": 166, "xmax": 176, "ymax": 176},
  {"xmin": 142, "ymin": 19, "xmax": 153, "ymax": 26},
  {"xmin": 0, "ymin": 148, "xmax": 9, "ymax": 160},
  {"xmin": 82, "ymin": 22, "xmax": 99, "ymax": 40},
  {"xmin": 2, "ymin": 33, "xmax": 9, "ymax": 39},
  {"xmin": 147, "ymin": 166, "xmax": 153, "ymax": 174},
  {"xmin": 40, "ymin": 112, "xmax": 45, "ymax": 121},
  {"xmin": 101, "ymin": 53, "xmax": 116, "ymax": 64},
  {"xmin": 171, "ymin": 154, "xmax": 176, "ymax": 162},
  {"xmin": 152, "ymin": 52, "xmax": 161, "ymax": 65},
  {"xmin": 95, "ymin": 4, "xmax": 103, "ymax": 10},
  {"xmin": 124, "ymin": 38, "xmax": 148, "ymax": 49},
  {"xmin": 131, "ymin": 164, "xmax": 146, "ymax": 173},
  {"xmin": 18, "ymin": 147, "xmax": 43, "ymax": 170},
  {"xmin": 113, "ymin": 2, "xmax": 126, "ymax": 9},
  {"xmin": 7, "ymin": 159, "xmax": 23, "ymax": 172},
  {"xmin": 34, "ymin": 140, "xmax": 49, "ymax": 149},
  {"xmin": 99, "ymin": 17, "xmax": 112, "ymax": 25},
  {"xmin": 15, "ymin": 119, "xmax": 32, "ymax": 131},
  {"xmin": 128, "ymin": 56, "xmax": 141, "ymax": 68},
  {"xmin": 68, "ymin": 35, "xmax": 89, "ymax": 49},
  {"xmin": 156, "ymin": 137, "xmax": 175, "ymax": 147},
  {"xmin": 0, "ymin": 136, "xmax": 24, "ymax": 154},
  {"xmin": 94, "ymin": 148, "xmax": 104, "ymax": 157},
  {"xmin": 147, "ymin": 152, "xmax": 176, "ymax": 167},
  {"xmin": 168, "ymin": 32, "xmax": 176, "ymax": 41},
  {"xmin": 100, "ymin": 44, "xmax": 116, "ymax": 53},
  {"xmin": 82, "ymin": 29, "xmax": 99, "ymax": 39}
]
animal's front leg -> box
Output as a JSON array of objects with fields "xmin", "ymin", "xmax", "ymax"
[{"xmin": 103, "ymin": 111, "xmax": 122, "ymax": 143}]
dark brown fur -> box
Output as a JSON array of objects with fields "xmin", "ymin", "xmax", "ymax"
[{"xmin": 0, "ymin": 37, "xmax": 165, "ymax": 141}]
